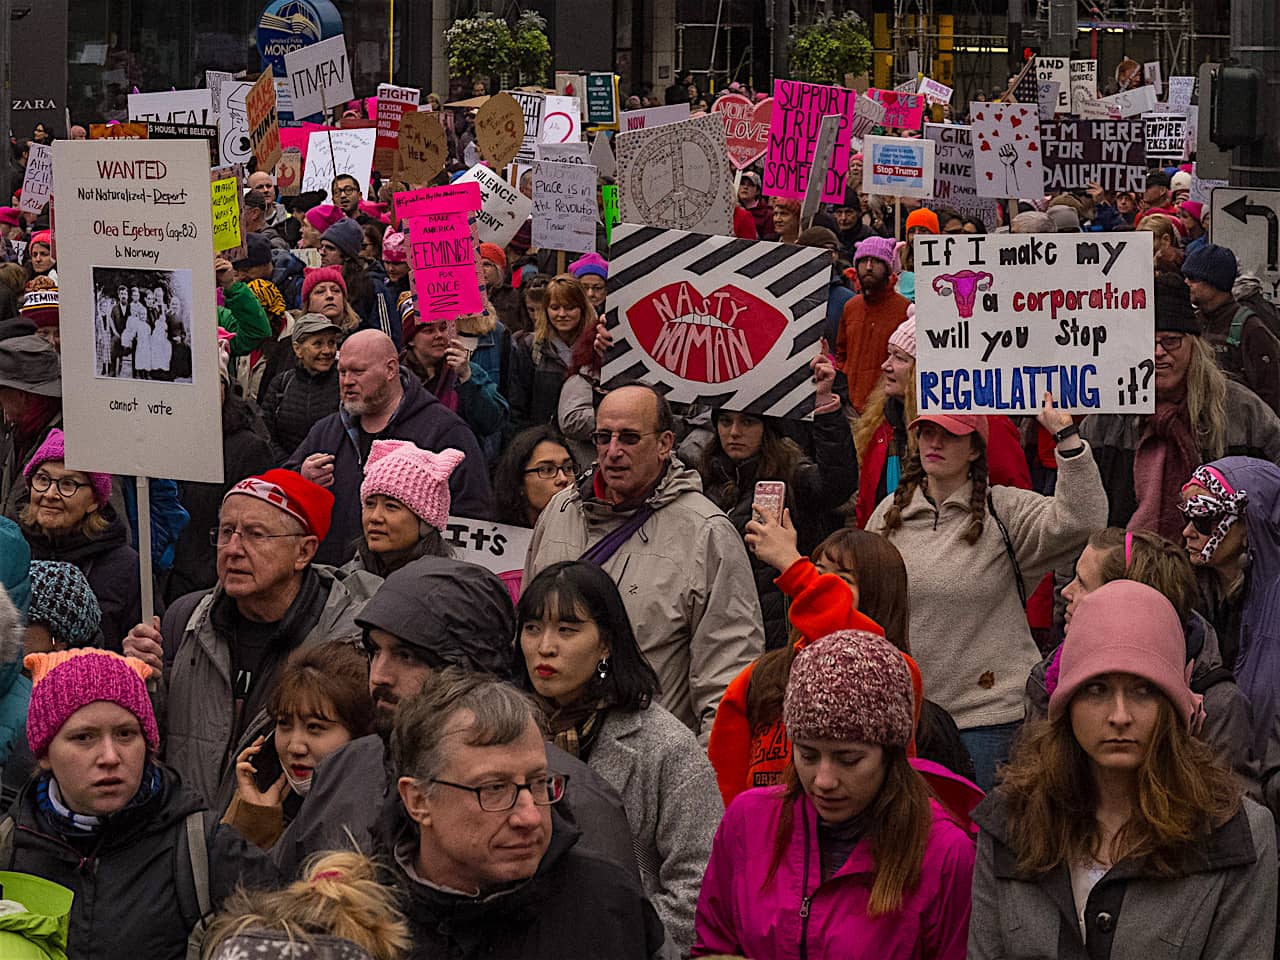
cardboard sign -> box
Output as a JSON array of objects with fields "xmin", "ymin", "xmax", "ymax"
[
  {"xmin": 409, "ymin": 213, "xmax": 483, "ymax": 321},
  {"xmin": 393, "ymin": 182, "xmax": 482, "ymax": 222},
  {"xmin": 765, "ymin": 80, "xmax": 853, "ymax": 203},
  {"xmin": 246, "ymin": 71, "xmax": 282, "ymax": 174},
  {"xmin": 866, "ymin": 88, "xmax": 925, "ymax": 130},
  {"xmin": 455, "ymin": 164, "xmax": 533, "ymax": 248},
  {"xmin": 619, "ymin": 103, "xmax": 690, "ymax": 132},
  {"xmin": 923, "ymin": 124, "xmax": 999, "ymax": 231},
  {"xmin": 1040, "ymin": 119, "xmax": 1147, "ymax": 193},
  {"xmin": 862, "ymin": 135, "xmax": 935, "ymax": 198},
  {"xmin": 1167, "ymin": 76, "xmax": 1196, "ymax": 114},
  {"xmin": 917, "ymin": 77, "xmax": 954, "ymax": 106},
  {"xmin": 913, "ymin": 231, "xmax": 1155, "ymax": 415},
  {"xmin": 443, "ymin": 516, "xmax": 533, "ymax": 580},
  {"xmin": 532, "ymin": 160, "xmax": 597, "ymax": 253},
  {"xmin": 276, "ymin": 147, "xmax": 302, "ymax": 195},
  {"xmin": 1035, "ymin": 57, "xmax": 1071, "ymax": 113},
  {"xmin": 849, "ymin": 95, "xmax": 886, "ymax": 140},
  {"xmin": 616, "ymin": 112, "xmax": 734, "ymax": 236},
  {"xmin": 1145, "ymin": 113, "xmax": 1189, "ymax": 160},
  {"xmin": 601, "ymin": 183, "xmax": 619, "ymax": 245},
  {"xmin": 475, "ymin": 92, "xmax": 524, "ymax": 169},
  {"xmin": 284, "ymin": 34, "xmax": 353, "ymax": 120},
  {"xmin": 210, "ymin": 174, "xmax": 243, "ymax": 255},
  {"xmin": 601, "ymin": 225, "xmax": 830, "ymax": 419},
  {"xmin": 1099, "ymin": 85, "xmax": 1158, "ymax": 119},
  {"xmin": 1070, "ymin": 60, "xmax": 1098, "ymax": 115},
  {"xmin": 19, "ymin": 143, "xmax": 53, "ymax": 215},
  {"xmin": 374, "ymin": 83, "xmax": 421, "ymax": 173},
  {"xmin": 540, "ymin": 95, "xmax": 582, "ymax": 144},
  {"xmin": 90, "ymin": 123, "xmax": 149, "ymax": 140},
  {"xmin": 536, "ymin": 142, "xmax": 590, "ymax": 163},
  {"xmin": 301, "ymin": 128, "xmax": 375, "ymax": 201},
  {"xmin": 397, "ymin": 111, "xmax": 447, "ymax": 183},
  {"xmin": 508, "ymin": 91, "xmax": 545, "ymax": 163},
  {"xmin": 589, "ymin": 133, "xmax": 616, "ymax": 179},
  {"xmin": 52, "ymin": 139, "xmax": 224, "ymax": 482},
  {"xmin": 711, "ymin": 94, "xmax": 773, "ymax": 169},
  {"xmin": 585, "ymin": 73, "xmax": 619, "ymax": 128},
  {"xmin": 969, "ymin": 101, "xmax": 1045, "ymax": 199},
  {"xmin": 128, "ymin": 89, "xmax": 214, "ymax": 125}
]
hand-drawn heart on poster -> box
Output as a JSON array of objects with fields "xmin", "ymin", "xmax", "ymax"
[
  {"xmin": 616, "ymin": 112, "xmax": 734, "ymax": 235},
  {"xmin": 602, "ymin": 224, "xmax": 830, "ymax": 419},
  {"xmin": 969, "ymin": 101, "xmax": 1045, "ymax": 199},
  {"xmin": 711, "ymin": 94, "xmax": 773, "ymax": 169}
]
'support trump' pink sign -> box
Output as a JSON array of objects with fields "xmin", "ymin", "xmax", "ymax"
[{"xmin": 763, "ymin": 79, "xmax": 853, "ymax": 203}]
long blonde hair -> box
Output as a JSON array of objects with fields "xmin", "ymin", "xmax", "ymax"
[
  {"xmin": 1184, "ymin": 336, "xmax": 1229, "ymax": 461},
  {"xmin": 854, "ymin": 368, "xmax": 918, "ymax": 465}
]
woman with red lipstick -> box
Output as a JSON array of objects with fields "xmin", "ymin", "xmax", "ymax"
[
  {"xmin": 970, "ymin": 581, "xmax": 1276, "ymax": 959},
  {"xmin": 517, "ymin": 561, "xmax": 721, "ymax": 958}
]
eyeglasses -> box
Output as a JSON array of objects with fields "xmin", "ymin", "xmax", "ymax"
[
  {"xmin": 30, "ymin": 472, "xmax": 89, "ymax": 498},
  {"xmin": 210, "ymin": 526, "xmax": 307, "ymax": 548},
  {"xmin": 589, "ymin": 430, "xmax": 656, "ymax": 447},
  {"xmin": 524, "ymin": 461, "xmax": 577, "ymax": 480},
  {"xmin": 430, "ymin": 773, "xmax": 568, "ymax": 812},
  {"xmin": 1178, "ymin": 497, "xmax": 1226, "ymax": 536},
  {"xmin": 333, "ymin": 185, "xmax": 360, "ymax": 196},
  {"xmin": 1155, "ymin": 334, "xmax": 1186, "ymax": 353}
]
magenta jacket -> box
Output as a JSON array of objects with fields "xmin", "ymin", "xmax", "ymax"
[{"xmin": 692, "ymin": 785, "xmax": 974, "ymax": 959}]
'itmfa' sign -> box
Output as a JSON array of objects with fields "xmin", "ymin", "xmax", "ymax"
[{"xmin": 284, "ymin": 34, "xmax": 353, "ymax": 120}]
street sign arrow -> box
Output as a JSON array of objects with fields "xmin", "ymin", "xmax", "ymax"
[{"xmin": 1223, "ymin": 194, "xmax": 1279, "ymax": 271}]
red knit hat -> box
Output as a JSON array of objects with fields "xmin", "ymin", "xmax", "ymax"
[
  {"xmin": 223, "ymin": 469, "xmax": 334, "ymax": 541},
  {"xmin": 301, "ymin": 266, "xmax": 347, "ymax": 309},
  {"xmin": 479, "ymin": 243, "xmax": 506, "ymax": 272}
]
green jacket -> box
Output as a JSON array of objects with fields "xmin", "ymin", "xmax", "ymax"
[
  {"xmin": 0, "ymin": 871, "xmax": 73, "ymax": 960},
  {"xmin": 216, "ymin": 281, "xmax": 271, "ymax": 357}
]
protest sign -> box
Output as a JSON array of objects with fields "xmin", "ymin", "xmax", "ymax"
[
  {"xmin": 540, "ymin": 96, "xmax": 582, "ymax": 144},
  {"xmin": 765, "ymin": 80, "xmax": 853, "ymax": 203},
  {"xmin": 536, "ymin": 142, "xmax": 590, "ymax": 163},
  {"xmin": 509, "ymin": 91, "xmax": 545, "ymax": 163},
  {"xmin": 918, "ymin": 77, "xmax": 954, "ymax": 106},
  {"xmin": 443, "ymin": 517, "xmax": 533, "ymax": 582},
  {"xmin": 601, "ymin": 225, "xmax": 830, "ymax": 419},
  {"xmin": 1143, "ymin": 61, "xmax": 1163, "ymax": 96},
  {"xmin": 1038, "ymin": 82, "xmax": 1061, "ymax": 122},
  {"xmin": 128, "ymin": 89, "xmax": 214, "ymax": 125},
  {"xmin": 276, "ymin": 147, "xmax": 302, "ymax": 195},
  {"xmin": 849, "ymin": 95, "xmax": 887, "ymax": 141},
  {"xmin": 711, "ymin": 93, "xmax": 773, "ymax": 169},
  {"xmin": 392, "ymin": 182, "xmax": 482, "ymax": 222},
  {"xmin": 455, "ymin": 164, "xmax": 533, "ymax": 247},
  {"xmin": 585, "ymin": 73, "xmax": 619, "ymax": 128},
  {"xmin": 52, "ymin": 138, "xmax": 224, "ymax": 482},
  {"xmin": 969, "ymin": 102, "xmax": 1045, "ymax": 199},
  {"xmin": 206, "ymin": 70, "xmax": 233, "ymax": 117},
  {"xmin": 866, "ymin": 88, "xmax": 925, "ymax": 130},
  {"xmin": 474, "ymin": 92, "xmax": 524, "ymax": 169},
  {"xmin": 1070, "ymin": 60, "xmax": 1098, "ymax": 114},
  {"xmin": 408, "ymin": 213, "xmax": 483, "ymax": 321},
  {"xmin": 19, "ymin": 144, "xmax": 53, "ymax": 215},
  {"xmin": 616, "ymin": 112, "xmax": 734, "ymax": 236},
  {"xmin": 90, "ymin": 123, "xmax": 149, "ymax": 140},
  {"xmin": 374, "ymin": 83, "xmax": 420, "ymax": 173},
  {"xmin": 284, "ymin": 34, "xmax": 353, "ymax": 119},
  {"xmin": 1099, "ymin": 85, "xmax": 1158, "ymax": 119},
  {"xmin": 601, "ymin": 184, "xmax": 619, "ymax": 245},
  {"xmin": 210, "ymin": 175, "xmax": 240, "ymax": 258},
  {"xmin": 801, "ymin": 115, "xmax": 845, "ymax": 226},
  {"xmin": 146, "ymin": 123, "xmax": 220, "ymax": 167},
  {"xmin": 1167, "ymin": 76, "xmax": 1196, "ymax": 114},
  {"xmin": 862, "ymin": 134, "xmax": 934, "ymax": 198},
  {"xmin": 619, "ymin": 103, "xmax": 690, "ymax": 132},
  {"xmin": 589, "ymin": 133, "xmax": 616, "ymax": 178},
  {"xmin": 1035, "ymin": 57, "xmax": 1071, "ymax": 113},
  {"xmin": 923, "ymin": 124, "xmax": 999, "ymax": 231},
  {"xmin": 1145, "ymin": 113, "xmax": 1188, "ymax": 160},
  {"xmin": 913, "ymin": 231, "xmax": 1154, "ymax": 415},
  {"xmin": 1040, "ymin": 119, "xmax": 1147, "ymax": 193},
  {"xmin": 532, "ymin": 160, "xmax": 598, "ymax": 253},
  {"xmin": 301, "ymin": 127, "xmax": 375, "ymax": 201},
  {"xmin": 397, "ymin": 111, "xmax": 447, "ymax": 183},
  {"xmin": 1190, "ymin": 174, "xmax": 1227, "ymax": 205},
  {"xmin": 216, "ymin": 82, "xmax": 253, "ymax": 167},
  {"xmin": 246, "ymin": 70, "xmax": 282, "ymax": 174},
  {"xmin": 292, "ymin": 246, "xmax": 322, "ymax": 269}
]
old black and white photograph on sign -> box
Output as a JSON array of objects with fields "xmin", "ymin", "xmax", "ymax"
[{"xmin": 92, "ymin": 266, "xmax": 194, "ymax": 383}]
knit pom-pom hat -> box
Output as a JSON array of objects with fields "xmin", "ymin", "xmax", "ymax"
[
  {"xmin": 301, "ymin": 266, "xmax": 348, "ymax": 308},
  {"xmin": 360, "ymin": 441, "xmax": 465, "ymax": 530},
  {"xmin": 887, "ymin": 316, "xmax": 916, "ymax": 358},
  {"xmin": 25, "ymin": 649, "xmax": 158, "ymax": 758},
  {"xmin": 23, "ymin": 429, "xmax": 112, "ymax": 506}
]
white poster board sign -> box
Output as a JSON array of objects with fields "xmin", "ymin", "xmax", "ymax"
[
  {"xmin": 1070, "ymin": 60, "xmax": 1098, "ymax": 115},
  {"xmin": 535, "ymin": 142, "xmax": 590, "ymax": 163},
  {"xmin": 600, "ymin": 225, "xmax": 831, "ymax": 419},
  {"xmin": 302, "ymin": 128, "xmax": 376, "ymax": 202},
  {"xmin": 917, "ymin": 77, "xmax": 953, "ymax": 106},
  {"xmin": 284, "ymin": 34, "xmax": 354, "ymax": 119},
  {"xmin": 862, "ymin": 134, "xmax": 935, "ymax": 198},
  {"xmin": 508, "ymin": 91, "xmax": 545, "ymax": 164},
  {"xmin": 1100, "ymin": 85, "xmax": 1158, "ymax": 119},
  {"xmin": 52, "ymin": 139, "xmax": 224, "ymax": 482},
  {"xmin": 540, "ymin": 95, "xmax": 582, "ymax": 144},
  {"xmin": 443, "ymin": 516, "xmax": 533, "ymax": 580},
  {"xmin": 969, "ymin": 102, "xmax": 1045, "ymax": 199},
  {"xmin": 1167, "ymin": 76, "xmax": 1196, "ymax": 114},
  {"xmin": 532, "ymin": 160, "xmax": 597, "ymax": 253},
  {"xmin": 589, "ymin": 133, "xmax": 616, "ymax": 179},
  {"xmin": 217, "ymin": 81, "xmax": 254, "ymax": 167},
  {"xmin": 616, "ymin": 112, "xmax": 734, "ymax": 236},
  {"xmin": 1144, "ymin": 113, "xmax": 1189, "ymax": 161},
  {"xmin": 128, "ymin": 89, "xmax": 214, "ymax": 125},
  {"xmin": 923, "ymin": 123, "xmax": 999, "ymax": 230},
  {"xmin": 455, "ymin": 163, "xmax": 534, "ymax": 248},
  {"xmin": 19, "ymin": 144, "xmax": 53, "ymax": 215},
  {"xmin": 619, "ymin": 103, "xmax": 690, "ymax": 132},
  {"xmin": 914, "ymin": 231, "xmax": 1155, "ymax": 415},
  {"xmin": 1035, "ymin": 57, "xmax": 1071, "ymax": 113}
]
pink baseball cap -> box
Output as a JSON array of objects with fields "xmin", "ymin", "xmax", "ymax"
[{"xmin": 908, "ymin": 413, "xmax": 990, "ymax": 444}]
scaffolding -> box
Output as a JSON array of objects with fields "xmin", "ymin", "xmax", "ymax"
[{"xmin": 1030, "ymin": 0, "xmax": 1206, "ymax": 73}]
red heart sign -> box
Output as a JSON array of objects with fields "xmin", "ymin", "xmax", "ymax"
[
  {"xmin": 713, "ymin": 94, "xmax": 773, "ymax": 170},
  {"xmin": 979, "ymin": 140, "xmax": 992, "ymax": 151},
  {"xmin": 1010, "ymin": 114, "xmax": 1022, "ymax": 128},
  {"xmin": 628, "ymin": 280, "xmax": 787, "ymax": 384}
]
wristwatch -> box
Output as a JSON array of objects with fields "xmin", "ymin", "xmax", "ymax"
[{"xmin": 1053, "ymin": 423, "xmax": 1080, "ymax": 444}]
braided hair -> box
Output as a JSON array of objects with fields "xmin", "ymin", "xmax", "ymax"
[{"xmin": 878, "ymin": 436, "xmax": 989, "ymax": 545}]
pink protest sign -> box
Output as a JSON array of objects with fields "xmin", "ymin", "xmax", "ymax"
[
  {"xmin": 764, "ymin": 80, "xmax": 854, "ymax": 203},
  {"xmin": 375, "ymin": 84, "xmax": 421, "ymax": 172},
  {"xmin": 712, "ymin": 93, "xmax": 773, "ymax": 169},
  {"xmin": 409, "ymin": 213, "xmax": 483, "ymax": 321},
  {"xmin": 393, "ymin": 181, "xmax": 482, "ymax": 223},
  {"xmin": 866, "ymin": 89, "xmax": 925, "ymax": 130}
]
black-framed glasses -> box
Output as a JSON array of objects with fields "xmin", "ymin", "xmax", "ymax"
[
  {"xmin": 210, "ymin": 526, "xmax": 307, "ymax": 548},
  {"xmin": 430, "ymin": 773, "xmax": 568, "ymax": 811},
  {"xmin": 1155, "ymin": 334, "xmax": 1186, "ymax": 354},
  {"xmin": 524, "ymin": 461, "xmax": 577, "ymax": 480},
  {"xmin": 30, "ymin": 472, "xmax": 89, "ymax": 498},
  {"xmin": 589, "ymin": 430, "xmax": 655, "ymax": 447}
]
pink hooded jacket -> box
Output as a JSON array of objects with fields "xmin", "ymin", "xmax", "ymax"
[{"xmin": 692, "ymin": 784, "xmax": 975, "ymax": 959}]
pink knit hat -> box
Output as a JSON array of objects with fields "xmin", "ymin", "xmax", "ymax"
[
  {"xmin": 301, "ymin": 266, "xmax": 348, "ymax": 308},
  {"xmin": 360, "ymin": 441, "xmax": 465, "ymax": 530},
  {"xmin": 305, "ymin": 204, "xmax": 344, "ymax": 235},
  {"xmin": 887, "ymin": 315, "xmax": 916, "ymax": 358},
  {"xmin": 1048, "ymin": 580, "xmax": 1199, "ymax": 729},
  {"xmin": 23, "ymin": 429, "xmax": 112, "ymax": 506},
  {"xmin": 853, "ymin": 235, "xmax": 899, "ymax": 273},
  {"xmin": 381, "ymin": 227, "xmax": 407, "ymax": 263},
  {"xmin": 25, "ymin": 649, "xmax": 158, "ymax": 758}
]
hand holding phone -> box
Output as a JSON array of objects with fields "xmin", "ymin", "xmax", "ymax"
[{"xmin": 753, "ymin": 481, "xmax": 786, "ymax": 525}]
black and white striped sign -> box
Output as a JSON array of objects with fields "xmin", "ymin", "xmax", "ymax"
[{"xmin": 602, "ymin": 224, "xmax": 830, "ymax": 419}]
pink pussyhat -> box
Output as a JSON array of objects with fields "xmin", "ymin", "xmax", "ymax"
[{"xmin": 360, "ymin": 441, "xmax": 466, "ymax": 530}]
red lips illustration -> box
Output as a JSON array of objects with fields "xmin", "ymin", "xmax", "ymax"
[{"xmin": 627, "ymin": 281, "xmax": 787, "ymax": 384}]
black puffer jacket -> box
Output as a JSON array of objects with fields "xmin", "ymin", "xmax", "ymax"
[
  {"xmin": 20, "ymin": 505, "xmax": 140, "ymax": 652},
  {"xmin": 3, "ymin": 764, "xmax": 277, "ymax": 960},
  {"xmin": 260, "ymin": 362, "xmax": 339, "ymax": 463},
  {"xmin": 508, "ymin": 331, "xmax": 573, "ymax": 436}
]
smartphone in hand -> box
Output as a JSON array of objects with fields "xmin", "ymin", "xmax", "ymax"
[{"xmin": 753, "ymin": 480, "xmax": 786, "ymax": 524}]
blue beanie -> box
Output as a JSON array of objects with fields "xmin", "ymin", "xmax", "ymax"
[
  {"xmin": 0, "ymin": 517, "xmax": 30, "ymax": 620},
  {"xmin": 322, "ymin": 217, "xmax": 365, "ymax": 262},
  {"xmin": 1183, "ymin": 243, "xmax": 1238, "ymax": 294},
  {"xmin": 28, "ymin": 562, "xmax": 102, "ymax": 648}
]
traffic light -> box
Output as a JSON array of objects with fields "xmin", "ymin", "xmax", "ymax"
[{"xmin": 1211, "ymin": 65, "xmax": 1263, "ymax": 148}]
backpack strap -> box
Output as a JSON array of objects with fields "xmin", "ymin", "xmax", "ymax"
[
  {"xmin": 1228, "ymin": 305, "xmax": 1251, "ymax": 348},
  {"xmin": 180, "ymin": 810, "xmax": 212, "ymax": 960},
  {"xmin": 987, "ymin": 492, "xmax": 1027, "ymax": 607},
  {"xmin": 0, "ymin": 815, "xmax": 14, "ymax": 869}
]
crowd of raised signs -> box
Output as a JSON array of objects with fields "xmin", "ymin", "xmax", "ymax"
[{"xmin": 0, "ymin": 47, "xmax": 1279, "ymax": 960}]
